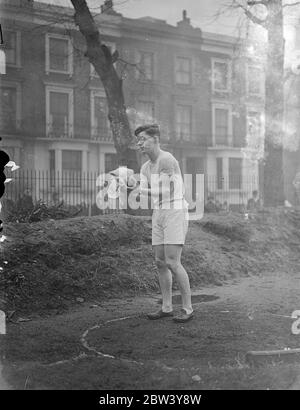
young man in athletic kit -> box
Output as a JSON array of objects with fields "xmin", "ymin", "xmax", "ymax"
[{"xmin": 135, "ymin": 124, "xmax": 193, "ymax": 323}]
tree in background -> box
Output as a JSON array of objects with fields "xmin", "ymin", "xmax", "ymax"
[
  {"xmin": 217, "ymin": 0, "xmax": 300, "ymax": 206},
  {"xmin": 70, "ymin": 0, "xmax": 138, "ymax": 171}
]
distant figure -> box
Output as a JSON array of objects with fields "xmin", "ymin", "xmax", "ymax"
[
  {"xmin": 247, "ymin": 190, "xmax": 261, "ymax": 212},
  {"xmin": 52, "ymin": 191, "xmax": 60, "ymax": 205},
  {"xmin": 222, "ymin": 200, "xmax": 229, "ymax": 212},
  {"xmin": 205, "ymin": 195, "xmax": 219, "ymax": 213},
  {"xmin": 215, "ymin": 199, "xmax": 222, "ymax": 211}
]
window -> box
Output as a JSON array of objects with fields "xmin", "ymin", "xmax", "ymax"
[
  {"xmin": 137, "ymin": 101, "xmax": 155, "ymax": 125},
  {"xmin": 46, "ymin": 87, "xmax": 73, "ymax": 138},
  {"xmin": 49, "ymin": 92, "xmax": 69, "ymax": 137},
  {"xmin": 214, "ymin": 108, "xmax": 229, "ymax": 146},
  {"xmin": 247, "ymin": 65, "xmax": 264, "ymax": 96},
  {"xmin": 4, "ymin": 31, "xmax": 20, "ymax": 66},
  {"xmin": 94, "ymin": 96, "xmax": 109, "ymax": 134},
  {"xmin": 212, "ymin": 59, "xmax": 231, "ymax": 92},
  {"xmin": 138, "ymin": 51, "xmax": 154, "ymax": 81},
  {"xmin": 105, "ymin": 153, "xmax": 118, "ymax": 173},
  {"xmin": 229, "ymin": 158, "xmax": 242, "ymax": 190},
  {"xmin": 175, "ymin": 57, "xmax": 191, "ymax": 85},
  {"xmin": 246, "ymin": 110, "xmax": 264, "ymax": 154},
  {"xmin": 216, "ymin": 158, "xmax": 223, "ymax": 190},
  {"xmin": 62, "ymin": 150, "xmax": 82, "ymax": 187},
  {"xmin": 176, "ymin": 105, "xmax": 192, "ymax": 141},
  {"xmin": 247, "ymin": 111, "xmax": 262, "ymax": 139},
  {"xmin": 46, "ymin": 34, "xmax": 72, "ymax": 74},
  {"xmin": 0, "ymin": 87, "xmax": 17, "ymax": 131},
  {"xmin": 5, "ymin": 31, "xmax": 16, "ymax": 65},
  {"xmin": 91, "ymin": 91, "xmax": 110, "ymax": 140}
]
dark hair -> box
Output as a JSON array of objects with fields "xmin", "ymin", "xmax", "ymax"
[{"xmin": 134, "ymin": 124, "xmax": 160, "ymax": 138}]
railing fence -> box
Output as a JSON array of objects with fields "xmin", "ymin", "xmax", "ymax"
[{"xmin": 1, "ymin": 170, "xmax": 260, "ymax": 216}]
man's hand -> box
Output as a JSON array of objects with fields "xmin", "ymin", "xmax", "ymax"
[{"xmin": 110, "ymin": 166, "xmax": 138, "ymax": 190}]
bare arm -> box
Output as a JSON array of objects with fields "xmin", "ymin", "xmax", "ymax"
[{"xmin": 139, "ymin": 157, "xmax": 183, "ymax": 200}]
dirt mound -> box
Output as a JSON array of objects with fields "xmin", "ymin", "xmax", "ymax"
[
  {"xmin": 199, "ymin": 214, "xmax": 252, "ymax": 243},
  {"xmin": 1, "ymin": 209, "xmax": 300, "ymax": 314}
]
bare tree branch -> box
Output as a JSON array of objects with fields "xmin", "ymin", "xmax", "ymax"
[
  {"xmin": 232, "ymin": 0, "xmax": 268, "ymax": 28},
  {"xmin": 247, "ymin": 0, "xmax": 268, "ymax": 6},
  {"xmin": 282, "ymin": 1, "xmax": 300, "ymax": 7},
  {"xmin": 118, "ymin": 58, "xmax": 142, "ymax": 72},
  {"xmin": 205, "ymin": 1, "xmax": 241, "ymax": 26}
]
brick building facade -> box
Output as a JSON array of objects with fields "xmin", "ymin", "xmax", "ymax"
[{"xmin": 0, "ymin": 0, "xmax": 266, "ymax": 208}]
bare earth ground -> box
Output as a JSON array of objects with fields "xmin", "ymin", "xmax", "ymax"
[
  {"xmin": 2, "ymin": 269, "xmax": 300, "ymax": 390},
  {"xmin": 1, "ymin": 210, "xmax": 300, "ymax": 389}
]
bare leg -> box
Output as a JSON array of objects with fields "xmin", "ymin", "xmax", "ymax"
[
  {"xmin": 153, "ymin": 245, "xmax": 173, "ymax": 312},
  {"xmin": 165, "ymin": 245, "xmax": 193, "ymax": 314}
]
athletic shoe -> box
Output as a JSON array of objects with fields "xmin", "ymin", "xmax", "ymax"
[
  {"xmin": 146, "ymin": 309, "xmax": 174, "ymax": 320},
  {"xmin": 172, "ymin": 309, "xmax": 194, "ymax": 323}
]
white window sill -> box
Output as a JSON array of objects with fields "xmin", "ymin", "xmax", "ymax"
[
  {"xmin": 212, "ymin": 88, "xmax": 231, "ymax": 93},
  {"xmin": 46, "ymin": 70, "xmax": 73, "ymax": 76},
  {"xmin": 247, "ymin": 93, "xmax": 264, "ymax": 98}
]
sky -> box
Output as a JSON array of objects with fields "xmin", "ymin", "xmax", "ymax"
[
  {"xmin": 39, "ymin": 0, "xmax": 244, "ymax": 36},
  {"xmin": 39, "ymin": 0, "xmax": 300, "ymax": 38},
  {"xmin": 100, "ymin": 0, "xmax": 241, "ymax": 34}
]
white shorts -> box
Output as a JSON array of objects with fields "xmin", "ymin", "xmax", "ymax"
[{"xmin": 152, "ymin": 208, "xmax": 189, "ymax": 246}]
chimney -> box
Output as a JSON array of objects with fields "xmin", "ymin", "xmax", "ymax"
[
  {"xmin": 177, "ymin": 9, "xmax": 202, "ymax": 36},
  {"xmin": 183, "ymin": 10, "xmax": 189, "ymax": 23},
  {"xmin": 178, "ymin": 9, "xmax": 191, "ymax": 26}
]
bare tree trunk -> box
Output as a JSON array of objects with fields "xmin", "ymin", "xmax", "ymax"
[
  {"xmin": 263, "ymin": 0, "xmax": 285, "ymax": 206},
  {"xmin": 237, "ymin": 0, "xmax": 291, "ymax": 206},
  {"xmin": 70, "ymin": 0, "xmax": 138, "ymax": 171}
]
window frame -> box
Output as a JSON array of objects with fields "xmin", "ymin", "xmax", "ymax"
[
  {"xmin": 175, "ymin": 104, "xmax": 192, "ymax": 141},
  {"xmin": 211, "ymin": 57, "xmax": 232, "ymax": 93},
  {"xmin": 90, "ymin": 89, "xmax": 110, "ymax": 140},
  {"xmin": 45, "ymin": 85, "xmax": 74, "ymax": 138},
  {"xmin": 246, "ymin": 106, "xmax": 265, "ymax": 156},
  {"xmin": 4, "ymin": 30, "xmax": 21, "ymax": 68},
  {"xmin": 212, "ymin": 103, "xmax": 232, "ymax": 147},
  {"xmin": 246, "ymin": 64, "xmax": 264, "ymax": 98},
  {"xmin": 45, "ymin": 33, "xmax": 73, "ymax": 75},
  {"xmin": 175, "ymin": 56, "xmax": 192, "ymax": 86},
  {"xmin": 136, "ymin": 50, "xmax": 155, "ymax": 82},
  {"xmin": 246, "ymin": 108, "xmax": 264, "ymax": 138},
  {"xmin": 0, "ymin": 81, "xmax": 22, "ymax": 132}
]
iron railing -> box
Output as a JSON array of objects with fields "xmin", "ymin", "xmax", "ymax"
[{"xmin": 1, "ymin": 170, "xmax": 260, "ymax": 215}]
